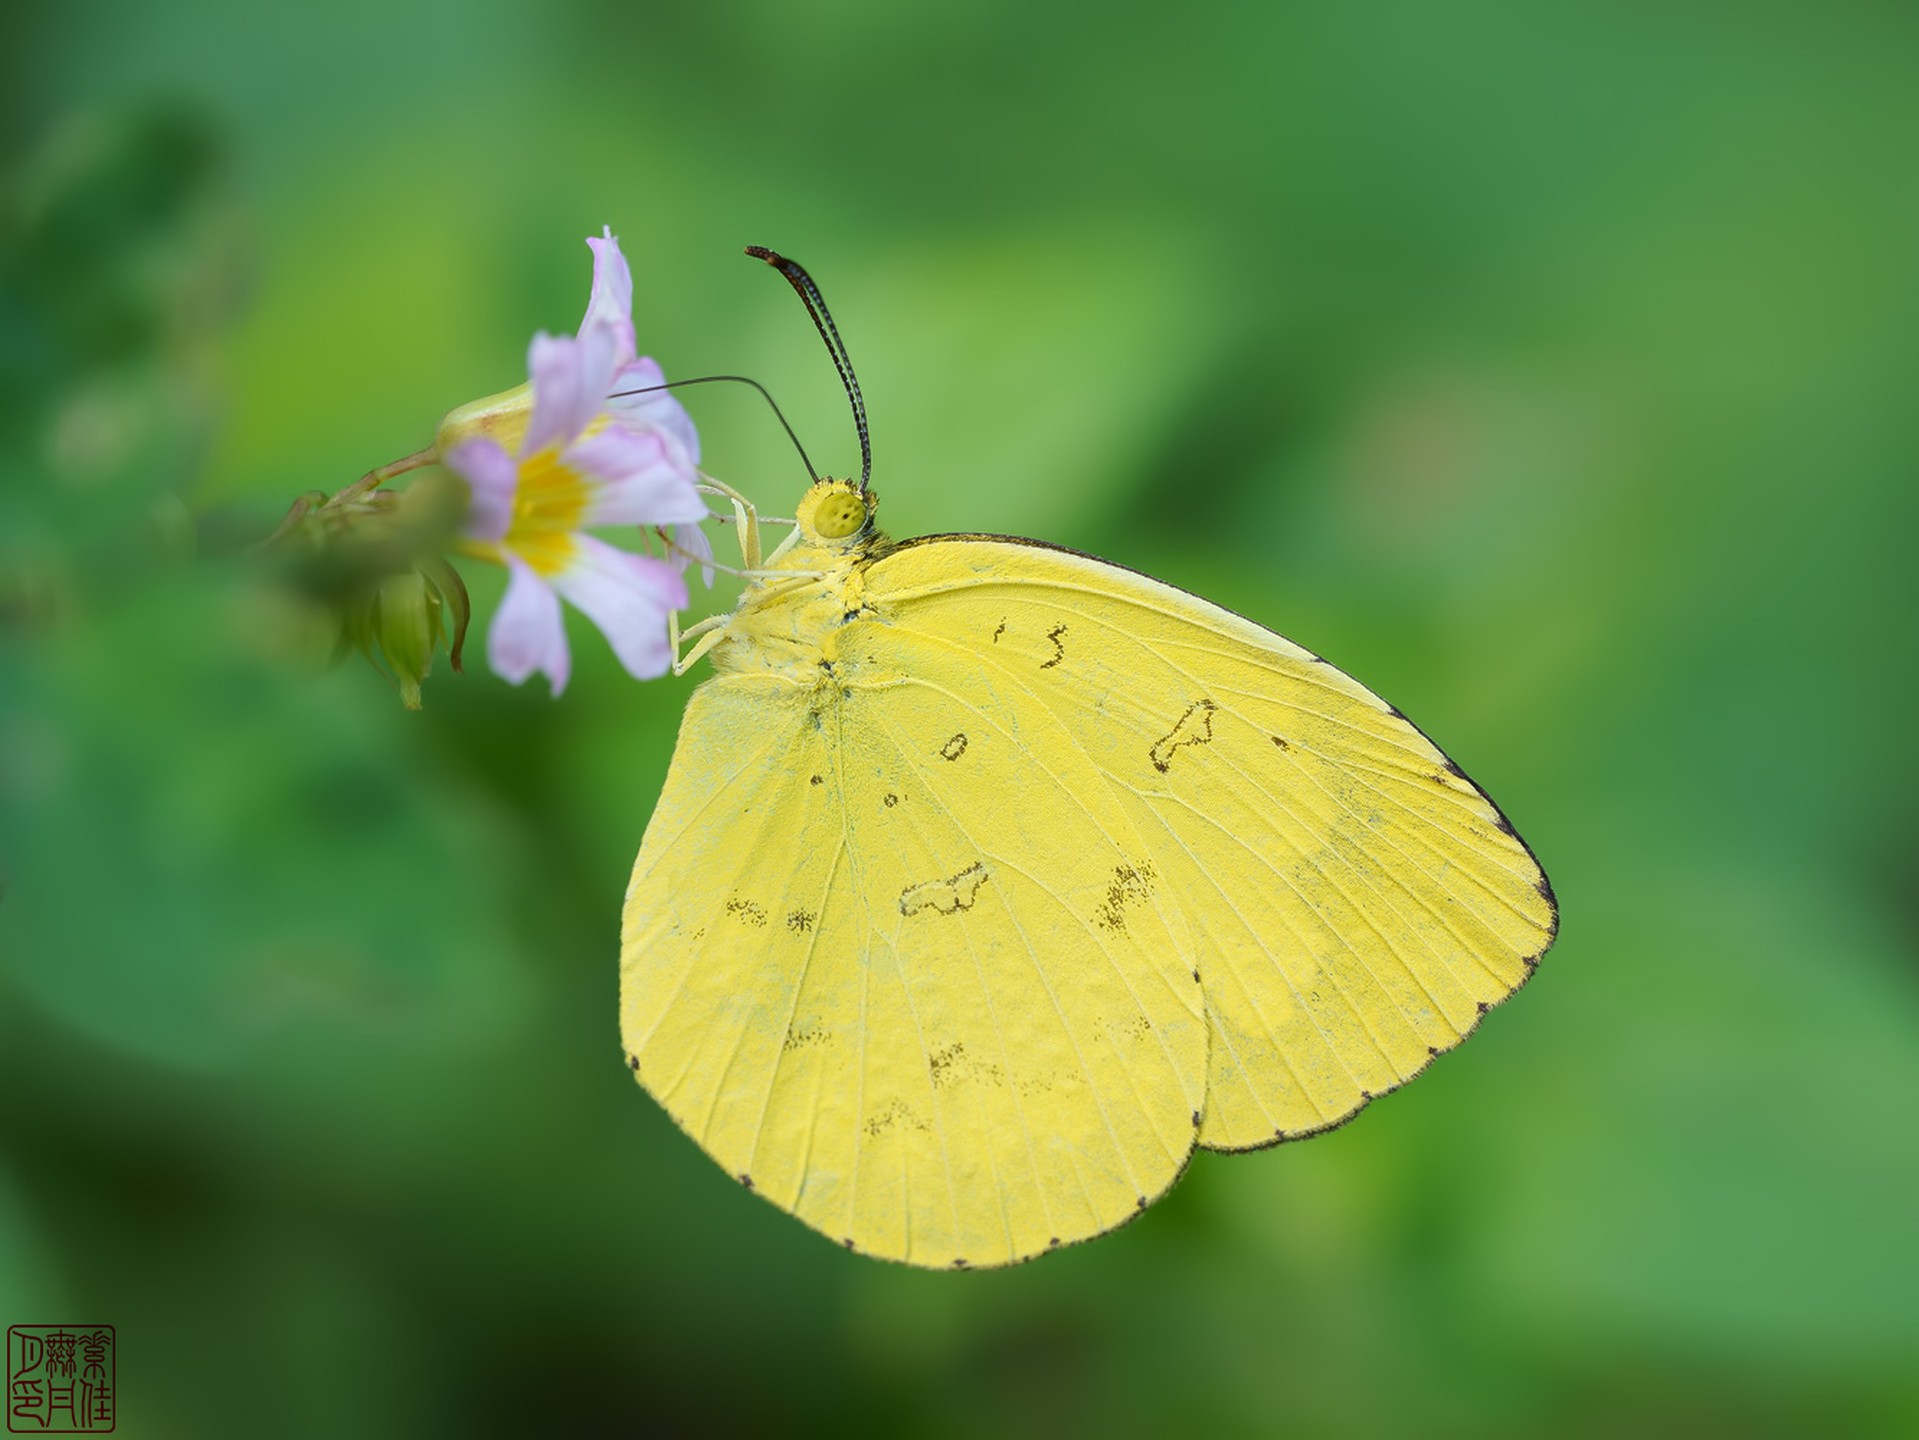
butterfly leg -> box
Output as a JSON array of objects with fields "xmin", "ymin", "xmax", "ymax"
[
  {"xmin": 671, "ymin": 479, "xmax": 822, "ymax": 675},
  {"xmin": 670, "ymin": 571, "xmax": 826, "ymax": 676},
  {"xmin": 760, "ymin": 524, "xmax": 806, "ymax": 568},
  {"xmin": 698, "ymin": 476, "xmax": 766, "ymax": 571},
  {"xmin": 671, "ymin": 613, "xmax": 740, "ymax": 676}
]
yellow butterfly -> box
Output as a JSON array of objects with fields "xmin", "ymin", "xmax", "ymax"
[{"xmin": 619, "ymin": 251, "xmax": 1557, "ymax": 1269}]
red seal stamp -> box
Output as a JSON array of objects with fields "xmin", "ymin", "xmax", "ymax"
[{"xmin": 7, "ymin": 1327, "xmax": 114, "ymax": 1433}]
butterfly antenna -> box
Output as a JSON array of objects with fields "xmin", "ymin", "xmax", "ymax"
[
  {"xmin": 607, "ymin": 374, "xmax": 818, "ymax": 484},
  {"xmin": 745, "ymin": 246, "xmax": 872, "ymax": 493}
]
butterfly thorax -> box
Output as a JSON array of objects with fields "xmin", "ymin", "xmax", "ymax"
[{"xmin": 708, "ymin": 479, "xmax": 886, "ymax": 684}]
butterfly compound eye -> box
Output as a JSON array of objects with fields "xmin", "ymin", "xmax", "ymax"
[
  {"xmin": 816, "ymin": 492, "xmax": 865, "ymax": 538},
  {"xmin": 797, "ymin": 479, "xmax": 871, "ymax": 543}
]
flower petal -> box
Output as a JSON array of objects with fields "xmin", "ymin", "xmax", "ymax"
[
  {"xmin": 443, "ymin": 437, "xmax": 518, "ymax": 542},
  {"xmin": 550, "ymin": 534, "xmax": 687, "ymax": 681},
  {"xmin": 580, "ymin": 227, "xmax": 637, "ymax": 366},
  {"xmin": 522, "ymin": 326, "xmax": 619, "ymax": 457},
  {"xmin": 488, "ymin": 556, "xmax": 572, "ymax": 695},
  {"xmin": 672, "ymin": 521, "xmax": 716, "ymax": 589},
  {"xmin": 565, "ymin": 425, "xmax": 709, "ymax": 526},
  {"xmin": 606, "ymin": 356, "xmax": 702, "ymax": 465}
]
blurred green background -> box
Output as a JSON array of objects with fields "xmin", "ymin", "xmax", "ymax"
[{"xmin": 4, "ymin": 1, "xmax": 1917, "ymax": 1435}]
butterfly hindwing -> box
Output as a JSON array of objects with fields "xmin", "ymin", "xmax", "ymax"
[
  {"xmin": 621, "ymin": 651, "xmax": 1208, "ymax": 1268},
  {"xmin": 865, "ymin": 537, "xmax": 1558, "ymax": 1152}
]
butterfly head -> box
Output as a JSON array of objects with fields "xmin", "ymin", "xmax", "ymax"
[{"xmin": 795, "ymin": 477, "xmax": 878, "ymax": 547}]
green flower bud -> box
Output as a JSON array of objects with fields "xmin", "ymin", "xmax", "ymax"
[
  {"xmin": 372, "ymin": 569, "xmax": 434, "ymax": 710},
  {"xmin": 435, "ymin": 381, "xmax": 533, "ymax": 459},
  {"xmin": 259, "ymin": 468, "xmax": 472, "ymax": 709}
]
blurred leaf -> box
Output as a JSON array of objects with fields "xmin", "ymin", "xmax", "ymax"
[
  {"xmin": 5, "ymin": 0, "xmax": 1919, "ymax": 1434},
  {"xmin": 0, "ymin": 564, "xmax": 525, "ymax": 1068}
]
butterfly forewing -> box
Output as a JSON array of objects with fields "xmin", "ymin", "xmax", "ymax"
[
  {"xmin": 621, "ymin": 648, "xmax": 1208, "ymax": 1268},
  {"xmin": 865, "ymin": 538, "xmax": 1558, "ymax": 1152}
]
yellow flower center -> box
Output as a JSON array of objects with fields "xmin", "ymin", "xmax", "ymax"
[{"xmin": 500, "ymin": 445, "xmax": 589, "ymax": 576}]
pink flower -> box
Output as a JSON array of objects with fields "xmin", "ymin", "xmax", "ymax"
[{"xmin": 438, "ymin": 230, "xmax": 707, "ymax": 695}]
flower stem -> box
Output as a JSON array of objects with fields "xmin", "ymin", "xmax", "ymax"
[
  {"xmin": 334, "ymin": 447, "xmax": 439, "ymax": 506},
  {"xmin": 257, "ymin": 449, "xmax": 441, "ymax": 552}
]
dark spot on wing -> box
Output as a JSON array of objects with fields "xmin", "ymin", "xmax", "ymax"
[
  {"xmin": 952, "ymin": 1258, "xmax": 970, "ymax": 1270},
  {"xmin": 864, "ymin": 1099, "xmax": 931, "ymax": 1137},
  {"xmin": 787, "ymin": 908, "xmax": 816, "ymax": 934},
  {"xmin": 991, "ymin": 619, "xmax": 1006, "ymax": 643},
  {"xmin": 782, "ymin": 1023, "xmax": 827, "ymax": 1052},
  {"xmin": 626, "ymin": 1054, "xmax": 640, "ymax": 1071},
  {"xmin": 900, "ymin": 863, "xmax": 990, "ymax": 917},
  {"xmin": 1191, "ymin": 1109, "xmax": 1201, "ymax": 1126},
  {"xmin": 739, "ymin": 1173, "xmax": 753, "ymax": 1189},
  {"xmin": 1271, "ymin": 735, "xmax": 1291, "ymax": 750},
  {"xmin": 929, "ymin": 1041, "xmax": 963, "ymax": 1088},
  {"xmin": 1476, "ymin": 1001, "xmax": 1490, "ymax": 1016},
  {"xmin": 842, "ymin": 1237, "xmax": 856, "ymax": 1250},
  {"xmin": 1427, "ymin": 1044, "xmax": 1440, "ymax": 1057},
  {"xmin": 725, "ymin": 898, "xmax": 767, "ymax": 928},
  {"xmin": 940, "ymin": 733, "xmax": 969, "ymax": 761},
  {"xmin": 819, "ymin": 659, "xmax": 834, "ymax": 675},
  {"xmin": 883, "ymin": 793, "xmax": 899, "ymax": 808},
  {"xmin": 1135, "ymin": 1194, "xmax": 1146, "ymax": 1211},
  {"xmin": 1017, "ymin": 1063, "xmax": 1076, "ymax": 1096},
  {"xmin": 1442, "ymin": 757, "xmax": 1467, "ymax": 777},
  {"xmin": 1359, "ymin": 1089, "xmax": 1375, "ymax": 1101},
  {"xmin": 1149, "ymin": 699, "xmax": 1219, "ymax": 773},
  {"xmin": 1039, "ymin": 623, "xmax": 1068, "ymax": 669},
  {"xmin": 1191, "ymin": 968, "xmax": 1201, "ymax": 982},
  {"xmin": 1048, "ymin": 1236, "xmax": 1061, "ymax": 1249},
  {"xmin": 929, "ymin": 1040, "xmax": 1004, "ymax": 1090},
  {"xmin": 1095, "ymin": 860, "xmax": 1157, "ymax": 932},
  {"xmin": 810, "ymin": 774, "xmax": 823, "ymax": 786}
]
